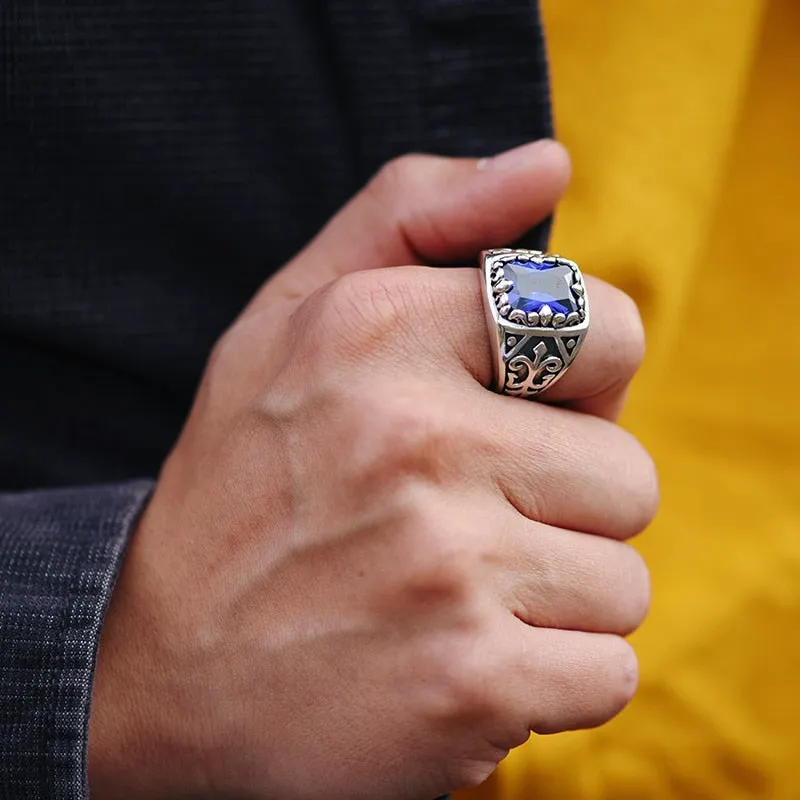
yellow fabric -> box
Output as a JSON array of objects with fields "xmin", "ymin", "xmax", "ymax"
[{"xmin": 457, "ymin": 1, "xmax": 800, "ymax": 797}]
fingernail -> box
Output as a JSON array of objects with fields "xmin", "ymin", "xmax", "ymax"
[{"xmin": 478, "ymin": 139, "xmax": 556, "ymax": 172}]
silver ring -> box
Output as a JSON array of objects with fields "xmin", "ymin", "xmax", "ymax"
[{"xmin": 480, "ymin": 248, "xmax": 589, "ymax": 399}]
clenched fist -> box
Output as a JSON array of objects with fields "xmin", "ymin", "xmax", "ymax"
[{"xmin": 89, "ymin": 140, "xmax": 657, "ymax": 800}]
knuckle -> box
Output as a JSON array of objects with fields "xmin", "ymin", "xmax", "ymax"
[
  {"xmin": 406, "ymin": 549, "xmax": 473, "ymax": 609},
  {"xmin": 400, "ymin": 590, "xmax": 498, "ymax": 728},
  {"xmin": 368, "ymin": 155, "xmax": 452, "ymax": 257},
  {"xmin": 354, "ymin": 392, "xmax": 471, "ymax": 487},
  {"xmin": 447, "ymin": 659, "xmax": 493, "ymax": 714},
  {"xmin": 399, "ymin": 508, "xmax": 477, "ymax": 609},
  {"xmin": 321, "ymin": 270, "xmax": 384, "ymax": 334},
  {"xmin": 428, "ymin": 639, "xmax": 498, "ymax": 725},
  {"xmin": 308, "ymin": 270, "xmax": 419, "ymax": 359},
  {"xmin": 382, "ymin": 406, "xmax": 450, "ymax": 476},
  {"xmin": 370, "ymin": 153, "xmax": 429, "ymax": 204}
]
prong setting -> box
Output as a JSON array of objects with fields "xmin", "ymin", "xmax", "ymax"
[
  {"xmin": 481, "ymin": 249, "xmax": 589, "ymax": 399},
  {"xmin": 486, "ymin": 249, "xmax": 588, "ymax": 330}
]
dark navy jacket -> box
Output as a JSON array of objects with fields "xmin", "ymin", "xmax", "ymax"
[{"xmin": 0, "ymin": 1, "xmax": 552, "ymax": 795}]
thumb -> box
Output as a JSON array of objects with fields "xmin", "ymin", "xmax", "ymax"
[{"xmin": 249, "ymin": 139, "xmax": 570, "ymax": 313}]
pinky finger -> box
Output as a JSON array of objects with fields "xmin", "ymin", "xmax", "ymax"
[{"xmin": 507, "ymin": 622, "xmax": 640, "ymax": 735}]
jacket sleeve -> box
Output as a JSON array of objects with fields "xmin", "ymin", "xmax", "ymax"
[{"xmin": 0, "ymin": 481, "xmax": 153, "ymax": 800}]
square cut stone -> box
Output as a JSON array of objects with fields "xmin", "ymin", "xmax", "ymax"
[{"xmin": 502, "ymin": 259, "xmax": 579, "ymax": 316}]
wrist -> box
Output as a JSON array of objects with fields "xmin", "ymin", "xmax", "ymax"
[{"xmin": 87, "ymin": 507, "xmax": 209, "ymax": 799}]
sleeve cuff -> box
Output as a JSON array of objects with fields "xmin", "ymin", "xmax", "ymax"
[{"xmin": 0, "ymin": 480, "xmax": 154, "ymax": 799}]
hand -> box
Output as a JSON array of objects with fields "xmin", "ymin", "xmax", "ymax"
[{"xmin": 89, "ymin": 140, "xmax": 657, "ymax": 800}]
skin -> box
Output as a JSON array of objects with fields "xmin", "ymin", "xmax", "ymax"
[{"xmin": 88, "ymin": 140, "xmax": 658, "ymax": 800}]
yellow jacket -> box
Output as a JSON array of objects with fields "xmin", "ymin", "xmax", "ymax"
[{"xmin": 460, "ymin": 0, "xmax": 800, "ymax": 797}]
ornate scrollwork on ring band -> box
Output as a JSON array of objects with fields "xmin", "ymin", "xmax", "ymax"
[{"xmin": 505, "ymin": 341, "xmax": 564, "ymax": 397}]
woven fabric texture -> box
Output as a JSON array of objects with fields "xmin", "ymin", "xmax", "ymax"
[{"xmin": 0, "ymin": 0, "xmax": 551, "ymax": 795}]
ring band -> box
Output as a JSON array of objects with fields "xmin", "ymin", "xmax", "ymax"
[{"xmin": 480, "ymin": 248, "xmax": 590, "ymax": 399}]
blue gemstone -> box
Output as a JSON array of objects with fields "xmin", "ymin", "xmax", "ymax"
[{"xmin": 503, "ymin": 260, "xmax": 579, "ymax": 316}]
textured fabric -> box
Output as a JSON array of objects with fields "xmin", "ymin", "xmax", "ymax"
[
  {"xmin": 0, "ymin": 482, "xmax": 152, "ymax": 799},
  {"xmin": 0, "ymin": 0, "xmax": 552, "ymax": 796},
  {"xmin": 0, "ymin": 0, "xmax": 551, "ymax": 490},
  {"xmin": 458, "ymin": 1, "xmax": 800, "ymax": 799}
]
